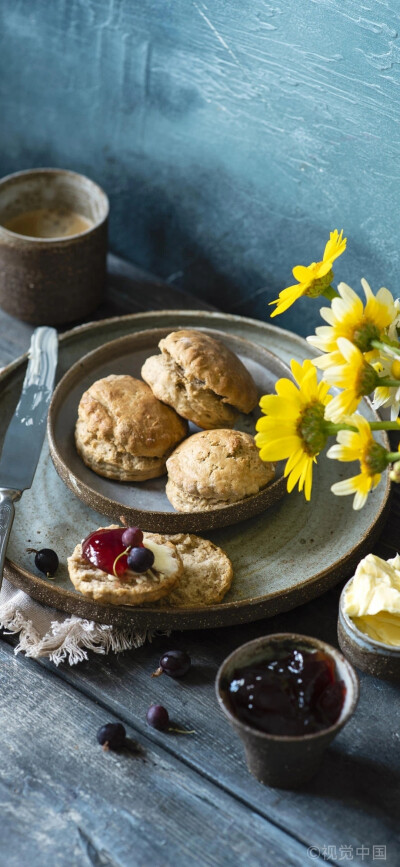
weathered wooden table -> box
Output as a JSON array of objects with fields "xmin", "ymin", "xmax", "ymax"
[{"xmin": 1, "ymin": 257, "xmax": 399, "ymax": 867}]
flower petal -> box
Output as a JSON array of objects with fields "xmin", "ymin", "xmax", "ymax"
[
  {"xmin": 323, "ymin": 229, "xmax": 346, "ymax": 263},
  {"xmin": 292, "ymin": 265, "xmax": 311, "ymax": 282},
  {"xmin": 258, "ymin": 436, "xmax": 300, "ymax": 461},
  {"xmin": 258, "ymin": 395, "xmax": 299, "ymax": 417}
]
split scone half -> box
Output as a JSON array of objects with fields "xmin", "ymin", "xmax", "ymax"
[
  {"xmin": 68, "ymin": 530, "xmax": 183, "ymax": 605},
  {"xmin": 68, "ymin": 527, "xmax": 233, "ymax": 608},
  {"xmin": 75, "ymin": 374, "xmax": 188, "ymax": 481},
  {"xmin": 166, "ymin": 429, "xmax": 275, "ymax": 512},
  {"xmin": 141, "ymin": 329, "xmax": 258, "ymax": 429},
  {"xmin": 157, "ymin": 533, "xmax": 233, "ymax": 607}
]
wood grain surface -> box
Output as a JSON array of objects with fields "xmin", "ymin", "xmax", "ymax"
[
  {"xmin": 0, "ymin": 641, "xmax": 311, "ymax": 867},
  {"xmin": 1, "ymin": 257, "xmax": 399, "ymax": 866}
]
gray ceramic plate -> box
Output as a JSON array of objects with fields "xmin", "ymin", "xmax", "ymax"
[
  {"xmin": 47, "ymin": 327, "xmax": 287, "ymax": 533},
  {"xmin": 2, "ymin": 310, "xmax": 391, "ymax": 630}
]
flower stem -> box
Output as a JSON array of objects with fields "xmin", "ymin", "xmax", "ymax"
[
  {"xmin": 371, "ymin": 339, "xmax": 400, "ymax": 359},
  {"xmin": 325, "ymin": 420, "xmax": 400, "ymax": 436},
  {"xmin": 322, "ymin": 285, "xmax": 339, "ymax": 301},
  {"xmin": 370, "ymin": 421, "xmax": 400, "ymax": 430},
  {"xmin": 377, "ymin": 378, "xmax": 400, "ymax": 388},
  {"xmin": 325, "ymin": 422, "xmax": 356, "ymax": 434},
  {"xmin": 387, "ymin": 452, "xmax": 400, "ymax": 462}
]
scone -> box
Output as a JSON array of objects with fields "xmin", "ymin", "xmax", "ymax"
[
  {"xmin": 166, "ymin": 429, "xmax": 275, "ymax": 512},
  {"xmin": 75, "ymin": 374, "xmax": 187, "ymax": 481},
  {"xmin": 157, "ymin": 533, "xmax": 233, "ymax": 607},
  {"xmin": 141, "ymin": 329, "xmax": 258, "ymax": 429},
  {"xmin": 68, "ymin": 528, "xmax": 183, "ymax": 605}
]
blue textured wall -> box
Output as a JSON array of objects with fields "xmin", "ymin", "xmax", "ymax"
[{"xmin": 0, "ymin": 0, "xmax": 399, "ymax": 335}]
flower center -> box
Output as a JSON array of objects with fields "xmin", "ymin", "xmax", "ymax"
[
  {"xmin": 352, "ymin": 320, "xmax": 380, "ymax": 354},
  {"xmin": 296, "ymin": 401, "xmax": 328, "ymax": 456},
  {"xmin": 391, "ymin": 360, "xmax": 400, "ymax": 380},
  {"xmin": 361, "ymin": 442, "xmax": 388, "ymax": 476},
  {"xmin": 356, "ymin": 362, "xmax": 379, "ymax": 397},
  {"xmin": 305, "ymin": 268, "xmax": 334, "ymax": 299}
]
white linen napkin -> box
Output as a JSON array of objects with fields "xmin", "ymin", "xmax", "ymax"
[{"xmin": 0, "ymin": 576, "xmax": 154, "ymax": 665}]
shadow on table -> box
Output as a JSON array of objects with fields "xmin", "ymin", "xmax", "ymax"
[{"xmin": 307, "ymin": 747, "xmax": 400, "ymax": 820}]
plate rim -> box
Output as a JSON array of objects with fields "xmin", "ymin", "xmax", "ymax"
[{"xmin": 1, "ymin": 309, "xmax": 392, "ymax": 629}]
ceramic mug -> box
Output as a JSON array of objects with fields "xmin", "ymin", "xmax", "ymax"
[{"xmin": 0, "ymin": 168, "xmax": 109, "ymax": 325}]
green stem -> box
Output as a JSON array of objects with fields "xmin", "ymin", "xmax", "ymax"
[
  {"xmin": 322, "ymin": 285, "xmax": 339, "ymax": 301},
  {"xmin": 325, "ymin": 420, "xmax": 400, "ymax": 436},
  {"xmin": 387, "ymin": 452, "xmax": 400, "ymax": 462},
  {"xmin": 370, "ymin": 421, "xmax": 400, "ymax": 430},
  {"xmin": 378, "ymin": 378, "xmax": 400, "ymax": 388},
  {"xmin": 371, "ymin": 339, "xmax": 400, "ymax": 359}
]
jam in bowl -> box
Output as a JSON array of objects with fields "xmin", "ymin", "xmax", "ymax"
[
  {"xmin": 227, "ymin": 645, "xmax": 346, "ymax": 737},
  {"xmin": 216, "ymin": 633, "xmax": 359, "ymax": 788}
]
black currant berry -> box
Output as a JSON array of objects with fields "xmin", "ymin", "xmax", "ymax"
[
  {"xmin": 127, "ymin": 546, "xmax": 154, "ymax": 573},
  {"xmin": 33, "ymin": 548, "xmax": 59, "ymax": 577},
  {"xmin": 96, "ymin": 722, "xmax": 126, "ymax": 750},
  {"xmin": 121, "ymin": 526, "xmax": 143, "ymax": 548},
  {"xmin": 159, "ymin": 650, "xmax": 191, "ymax": 678},
  {"xmin": 146, "ymin": 705, "xmax": 169, "ymax": 731}
]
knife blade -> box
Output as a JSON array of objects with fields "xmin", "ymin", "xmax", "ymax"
[{"xmin": 0, "ymin": 327, "xmax": 58, "ymax": 588}]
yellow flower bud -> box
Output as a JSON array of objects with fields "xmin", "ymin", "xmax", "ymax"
[
  {"xmin": 390, "ymin": 461, "xmax": 400, "ymax": 483},
  {"xmin": 390, "ymin": 359, "xmax": 400, "ymax": 380}
]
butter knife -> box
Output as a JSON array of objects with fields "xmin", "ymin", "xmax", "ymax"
[{"xmin": 0, "ymin": 327, "xmax": 58, "ymax": 589}]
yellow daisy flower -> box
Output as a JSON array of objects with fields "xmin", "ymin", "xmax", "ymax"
[
  {"xmin": 270, "ymin": 229, "xmax": 346, "ymax": 318},
  {"xmin": 323, "ymin": 338, "xmax": 379, "ymax": 422},
  {"xmin": 327, "ymin": 414, "xmax": 388, "ymax": 510},
  {"xmin": 309, "ymin": 278, "xmax": 398, "ymax": 370},
  {"xmin": 255, "ymin": 359, "xmax": 331, "ymax": 500},
  {"xmin": 372, "ymin": 355, "xmax": 400, "ymax": 420}
]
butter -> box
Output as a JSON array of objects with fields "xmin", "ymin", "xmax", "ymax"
[
  {"xmin": 144, "ymin": 538, "xmax": 177, "ymax": 576},
  {"xmin": 344, "ymin": 553, "xmax": 400, "ymax": 647}
]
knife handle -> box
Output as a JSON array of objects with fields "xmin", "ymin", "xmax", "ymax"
[{"xmin": 0, "ymin": 489, "xmax": 20, "ymax": 590}]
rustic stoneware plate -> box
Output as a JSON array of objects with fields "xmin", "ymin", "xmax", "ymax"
[
  {"xmin": 47, "ymin": 327, "xmax": 288, "ymax": 533},
  {"xmin": 2, "ymin": 310, "xmax": 391, "ymax": 630}
]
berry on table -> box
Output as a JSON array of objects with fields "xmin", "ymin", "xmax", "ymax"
[
  {"xmin": 145, "ymin": 705, "xmax": 196, "ymax": 735},
  {"xmin": 152, "ymin": 649, "xmax": 191, "ymax": 679},
  {"xmin": 96, "ymin": 722, "xmax": 126, "ymax": 751},
  {"xmin": 146, "ymin": 704, "xmax": 169, "ymax": 731}
]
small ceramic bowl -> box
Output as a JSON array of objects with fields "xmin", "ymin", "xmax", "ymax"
[
  {"xmin": 338, "ymin": 577, "xmax": 400, "ymax": 681},
  {"xmin": 216, "ymin": 633, "xmax": 359, "ymax": 789},
  {"xmin": 0, "ymin": 168, "xmax": 109, "ymax": 324}
]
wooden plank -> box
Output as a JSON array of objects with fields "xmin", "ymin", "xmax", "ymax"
[
  {"xmin": 102, "ymin": 254, "xmax": 213, "ymax": 318},
  {"xmin": 33, "ymin": 583, "xmax": 400, "ymax": 867},
  {"xmin": 1, "ymin": 255, "xmax": 399, "ymax": 865},
  {"xmin": 0, "ymin": 640, "xmax": 312, "ymax": 867}
]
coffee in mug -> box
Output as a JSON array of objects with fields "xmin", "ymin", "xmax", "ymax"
[{"xmin": 4, "ymin": 207, "xmax": 93, "ymax": 239}]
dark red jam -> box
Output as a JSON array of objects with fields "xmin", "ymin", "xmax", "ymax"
[
  {"xmin": 227, "ymin": 646, "xmax": 346, "ymax": 736},
  {"xmin": 82, "ymin": 528, "xmax": 129, "ymax": 577},
  {"xmin": 82, "ymin": 526, "xmax": 147, "ymax": 578}
]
